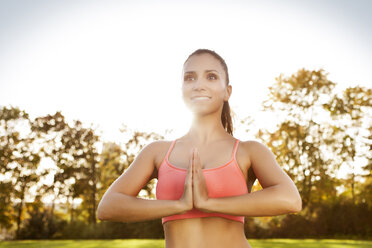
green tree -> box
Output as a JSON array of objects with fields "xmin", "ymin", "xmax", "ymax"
[
  {"xmin": 98, "ymin": 124, "xmax": 165, "ymax": 202},
  {"xmin": 258, "ymin": 68, "xmax": 372, "ymax": 211},
  {"xmin": 32, "ymin": 112, "xmax": 101, "ymax": 224},
  {"xmin": 324, "ymin": 86, "xmax": 372, "ymax": 204},
  {"xmin": 0, "ymin": 106, "xmax": 41, "ymax": 237},
  {"xmin": 258, "ymin": 68, "xmax": 339, "ymax": 210}
]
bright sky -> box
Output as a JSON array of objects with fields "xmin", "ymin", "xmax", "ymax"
[{"xmin": 0, "ymin": 0, "xmax": 371, "ymax": 184}]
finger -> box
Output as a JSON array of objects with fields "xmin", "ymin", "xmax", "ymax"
[
  {"xmin": 193, "ymin": 148, "xmax": 199, "ymax": 183},
  {"xmin": 194, "ymin": 148, "xmax": 201, "ymax": 174},
  {"xmin": 189, "ymin": 147, "xmax": 194, "ymax": 174},
  {"xmin": 189, "ymin": 147, "xmax": 193, "ymax": 169},
  {"xmin": 193, "ymin": 151, "xmax": 201, "ymax": 184},
  {"xmin": 186, "ymin": 148, "xmax": 193, "ymax": 186},
  {"xmin": 191, "ymin": 148, "xmax": 195, "ymax": 172}
]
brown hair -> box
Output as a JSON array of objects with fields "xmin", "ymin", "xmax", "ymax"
[{"xmin": 183, "ymin": 48, "xmax": 233, "ymax": 135}]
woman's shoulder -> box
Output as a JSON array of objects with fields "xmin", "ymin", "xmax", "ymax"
[
  {"xmin": 237, "ymin": 139, "xmax": 271, "ymax": 166},
  {"xmin": 145, "ymin": 139, "xmax": 175, "ymax": 168},
  {"xmin": 239, "ymin": 139, "xmax": 270, "ymax": 153},
  {"xmin": 146, "ymin": 139, "xmax": 174, "ymax": 150},
  {"xmin": 137, "ymin": 139, "xmax": 174, "ymax": 161}
]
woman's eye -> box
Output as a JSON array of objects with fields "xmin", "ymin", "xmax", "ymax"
[
  {"xmin": 208, "ymin": 74, "xmax": 217, "ymax": 80},
  {"xmin": 184, "ymin": 75, "xmax": 194, "ymax": 81}
]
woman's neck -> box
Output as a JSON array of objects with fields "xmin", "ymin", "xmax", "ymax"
[{"xmin": 184, "ymin": 114, "xmax": 231, "ymax": 145}]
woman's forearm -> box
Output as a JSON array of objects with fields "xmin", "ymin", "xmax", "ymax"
[
  {"xmin": 97, "ymin": 192, "xmax": 185, "ymax": 222},
  {"xmin": 202, "ymin": 184, "xmax": 302, "ymax": 217}
]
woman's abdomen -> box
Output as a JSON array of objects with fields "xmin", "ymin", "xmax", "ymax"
[{"xmin": 163, "ymin": 217, "xmax": 251, "ymax": 248}]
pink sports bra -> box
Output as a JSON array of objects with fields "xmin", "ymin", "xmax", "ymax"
[{"xmin": 156, "ymin": 138, "xmax": 249, "ymax": 224}]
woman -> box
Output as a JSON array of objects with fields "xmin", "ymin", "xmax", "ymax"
[{"xmin": 97, "ymin": 48, "xmax": 302, "ymax": 248}]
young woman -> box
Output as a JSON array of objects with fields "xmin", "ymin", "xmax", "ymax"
[{"xmin": 97, "ymin": 48, "xmax": 302, "ymax": 248}]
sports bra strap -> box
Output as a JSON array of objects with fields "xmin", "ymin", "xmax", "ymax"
[
  {"xmin": 233, "ymin": 139, "xmax": 240, "ymax": 160},
  {"xmin": 166, "ymin": 139, "xmax": 177, "ymax": 160}
]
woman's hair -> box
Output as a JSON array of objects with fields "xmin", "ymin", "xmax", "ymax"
[{"xmin": 183, "ymin": 48, "xmax": 234, "ymax": 135}]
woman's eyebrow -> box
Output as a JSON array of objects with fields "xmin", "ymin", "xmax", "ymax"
[{"xmin": 184, "ymin": 70, "xmax": 220, "ymax": 74}]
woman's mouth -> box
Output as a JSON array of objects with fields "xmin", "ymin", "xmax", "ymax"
[{"xmin": 191, "ymin": 96, "xmax": 211, "ymax": 101}]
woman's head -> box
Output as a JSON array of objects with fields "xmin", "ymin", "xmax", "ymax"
[{"xmin": 182, "ymin": 48, "xmax": 233, "ymax": 135}]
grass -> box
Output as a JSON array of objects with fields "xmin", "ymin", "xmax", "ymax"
[{"xmin": 0, "ymin": 239, "xmax": 371, "ymax": 248}]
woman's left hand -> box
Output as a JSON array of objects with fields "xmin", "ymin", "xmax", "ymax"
[{"xmin": 192, "ymin": 148, "xmax": 212, "ymax": 212}]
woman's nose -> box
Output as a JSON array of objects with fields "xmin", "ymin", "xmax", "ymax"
[{"xmin": 192, "ymin": 78, "xmax": 206, "ymax": 90}]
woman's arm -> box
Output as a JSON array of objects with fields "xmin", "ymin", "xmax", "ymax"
[
  {"xmin": 198, "ymin": 140, "xmax": 302, "ymax": 216},
  {"xmin": 97, "ymin": 141, "xmax": 189, "ymax": 222},
  {"xmin": 97, "ymin": 191, "xmax": 185, "ymax": 222}
]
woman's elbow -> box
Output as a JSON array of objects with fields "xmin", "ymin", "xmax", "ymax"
[
  {"xmin": 288, "ymin": 196, "xmax": 302, "ymax": 213},
  {"xmin": 97, "ymin": 200, "xmax": 110, "ymax": 221},
  {"xmin": 284, "ymin": 183, "xmax": 302, "ymax": 213}
]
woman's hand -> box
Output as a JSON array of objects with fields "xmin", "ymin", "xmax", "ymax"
[
  {"xmin": 178, "ymin": 147, "xmax": 211, "ymax": 213},
  {"xmin": 178, "ymin": 147, "xmax": 194, "ymax": 214},
  {"xmin": 192, "ymin": 148, "xmax": 211, "ymax": 212}
]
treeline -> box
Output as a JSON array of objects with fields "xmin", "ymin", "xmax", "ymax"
[
  {"xmin": 12, "ymin": 197, "xmax": 372, "ymax": 239},
  {"xmin": 0, "ymin": 68, "xmax": 371, "ymax": 240}
]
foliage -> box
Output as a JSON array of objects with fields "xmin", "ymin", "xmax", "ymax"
[{"xmin": 258, "ymin": 68, "xmax": 371, "ymax": 211}]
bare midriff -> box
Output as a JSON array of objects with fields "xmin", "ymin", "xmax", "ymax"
[{"xmin": 163, "ymin": 217, "xmax": 252, "ymax": 248}]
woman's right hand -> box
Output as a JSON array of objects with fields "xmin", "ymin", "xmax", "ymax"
[{"xmin": 178, "ymin": 148, "xmax": 194, "ymax": 214}]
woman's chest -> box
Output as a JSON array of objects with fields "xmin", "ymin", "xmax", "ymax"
[
  {"xmin": 156, "ymin": 160, "xmax": 248, "ymax": 200},
  {"xmin": 154, "ymin": 141, "xmax": 250, "ymax": 182}
]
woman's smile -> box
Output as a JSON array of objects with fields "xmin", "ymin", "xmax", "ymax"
[{"xmin": 192, "ymin": 96, "xmax": 211, "ymax": 101}]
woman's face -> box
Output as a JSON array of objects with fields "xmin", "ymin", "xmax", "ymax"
[{"xmin": 182, "ymin": 53, "xmax": 231, "ymax": 115}]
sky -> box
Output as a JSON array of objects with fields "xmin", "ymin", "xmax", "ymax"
[{"xmin": 0, "ymin": 0, "xmax": 371, "ymax": 184}]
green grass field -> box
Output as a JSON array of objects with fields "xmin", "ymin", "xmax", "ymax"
[{"xmin": 0, "ymin": 239, "xmax": 371, "ymax": 248}]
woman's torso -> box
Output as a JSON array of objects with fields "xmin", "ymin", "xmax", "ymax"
[{"xmin": 153, "ymin": 136, "xmax": 252, "ymax": 248}]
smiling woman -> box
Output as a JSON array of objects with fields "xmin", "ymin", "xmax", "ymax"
[{"xmin": 96, "ymin": 48, "xmax": 302, "ymax": 248}]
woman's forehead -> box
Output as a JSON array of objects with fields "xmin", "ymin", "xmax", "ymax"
[{"xmin": 183, "ymin": 53, "xmax": 223, "ymax": 73}]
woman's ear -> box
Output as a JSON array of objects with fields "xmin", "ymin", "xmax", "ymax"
[{"xmin": 224, "ymin": 85, "xmax": 232, "ymax": 101}]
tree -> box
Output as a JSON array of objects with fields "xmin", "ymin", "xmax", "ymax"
[
  {"xmin": 258, "ymin": 68, "xmax": 340, "ymax": 209},
  {"xmin": 32, "ymin": 111, "xmax": 101, "ymax": 224},
  {"xmin": 323, "ymin": 86, "xmax": 372, "ymax": 204},
  {"xmin": 0, "ymin": 106, "xmax": 41, "ymax": 237},
  {"xmin": 256, "ymin": 69, "xmax": 371, "ymax": 210},
  {"xmin": 97, "ymin": 124, "xmax": 165, "ymax": 202}
]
